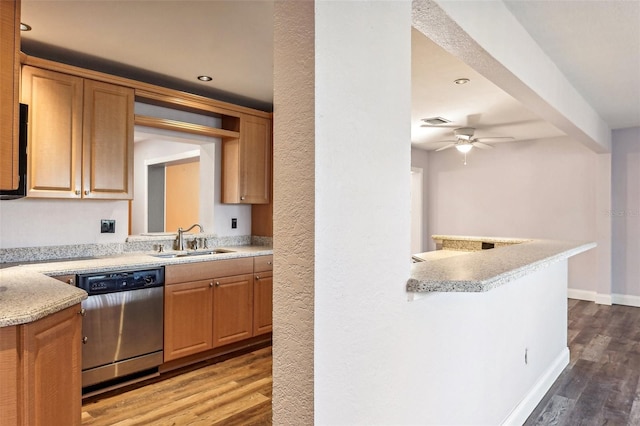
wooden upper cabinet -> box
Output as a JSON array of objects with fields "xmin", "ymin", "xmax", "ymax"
[
  {"xmin": 21, "ymin": 66, "xmax": 83, "ymax": 198},
  {"xmin": 221, "ymin": 114, "xmax": 271, "ymax": 204},
  {"xmin": 0, "ymin": 0, "xmax": 21, "ymax": 191},
  {"xmin": 21, "ymin": 66, "xmax": 134, "ymax": 199},
  {"xmin": 82, "ymin": 80, "xmax": 134, "ymax": 199}
]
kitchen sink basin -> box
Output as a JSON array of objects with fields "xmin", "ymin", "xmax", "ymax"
[{"xmin": 151, "ymin": 249, "xmax": 235, "ymax": 259}]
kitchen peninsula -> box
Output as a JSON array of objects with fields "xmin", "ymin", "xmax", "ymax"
[{"xmin": 405, "ymin": 236, "xmax": 595, "ymax": 425}]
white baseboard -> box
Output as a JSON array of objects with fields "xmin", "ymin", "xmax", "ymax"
[
  {"xmin": 611, "ymin": 293, "xmax": 640, "ymax": 307},
  {"xmin": 568, "ymin": 289, "xmax": 640, "ymax": 307},
  {"xmin": 501, "ymin": 348, "xmax": 570, "ymax": 426},
  {"xmin": 567, "ymin": 288, "xmax": 596, "ymax": 302},
  {"xmin": 595, "ymin": 293, "xmax": 613, "ymax": 305}
]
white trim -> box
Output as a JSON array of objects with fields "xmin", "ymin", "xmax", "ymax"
[
  {"xmin": 567, "ymin": 288, "xmax": 596, "ymax": 302},
  {"xmin": 501, "ymin": 348, "xmax": 570, "ymax": 426},
  {"xmin": 595, "ymin": 293, "xmax": 613, "ymax": 306},
  {"xmin": 567, "ymin": 289, "xmax": 640, "ymax": 307},
  {"xmin": 611, "ymin": 294, "xmax": 640, "ymax": 308}
]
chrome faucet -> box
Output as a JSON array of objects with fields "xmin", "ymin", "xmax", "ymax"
[{"xmin": 177, "ymin": 224, "xmax": 203, "ymax": 251}]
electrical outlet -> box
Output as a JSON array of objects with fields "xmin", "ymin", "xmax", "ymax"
[
  {"xmin": 101, "ymin": 219, "xmax": 115, "ymax": 233},
  {"xmin": 231, "ymin": 218, "xmax": 237, "ymax": 229}
]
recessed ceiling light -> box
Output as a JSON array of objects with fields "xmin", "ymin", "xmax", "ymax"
[
  {"xmin": 197, "ymin": 75, "xmax": 212, "ymax": 82},
  {"xmin": 20, "ymin": 23, "xmax": 32, "ymax": 31},
  {"xmin": 454, "ymin": 78, "xmax": 470, "ymax": 85}
]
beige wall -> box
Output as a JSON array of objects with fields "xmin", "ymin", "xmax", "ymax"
[{"xmin": 272, "ymin": 2, "xmax": 315, "ymax": 424}]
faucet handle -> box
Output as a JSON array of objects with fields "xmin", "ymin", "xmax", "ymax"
[
  {"xmin": 202, "ymin": 238, "xmax": 208, "ymax": 249},
  {"xmin": 192, "ymin": 239, "xmax": 199, "ymax": 250}
]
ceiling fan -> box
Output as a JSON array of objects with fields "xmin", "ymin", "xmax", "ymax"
[{"xmin": 428, "ymin": 127, "xmax": 514, "ymax": 164}]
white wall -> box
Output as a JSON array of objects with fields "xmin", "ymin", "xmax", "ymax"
[
  {"xmin": 612, "ymin": 127, "xmax": 640, "ymax": 298},
  {"xmin": 0, "ymin": 198, "xmax": 129, "ymax": 248},
  {"xmin": 424, "ymin": 137, "xmax": 599, "ymax": 293},
  {"xmin": 314, "ymin": 1, "xmax": 413, "ymax": 423}
]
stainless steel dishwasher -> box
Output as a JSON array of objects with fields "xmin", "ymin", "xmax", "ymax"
[{"xmin": 76, "ymin": 267, "xmax": 164, "ymax": 389}]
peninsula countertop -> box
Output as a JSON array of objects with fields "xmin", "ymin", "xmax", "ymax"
[
  {"xmin": 0, "ymin": 245, "xmax": 273, "ymax": 328},
  {"xmin": 407, "ymin": 238, "xmax": 595, "ymax": 293}
]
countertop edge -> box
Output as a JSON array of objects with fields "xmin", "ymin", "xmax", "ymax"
[{"xmin": 407, "ymin": 240, "xmax": 596, "ymax": 293}]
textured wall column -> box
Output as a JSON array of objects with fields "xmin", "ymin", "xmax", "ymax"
[{"xmin": 272, "ymin": 2, "xmax": 315, "ymax": 424}]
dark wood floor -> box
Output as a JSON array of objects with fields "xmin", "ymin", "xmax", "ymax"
[
  {"xmin": 525, "ymin": 299, "xmax": 640, "ymax": 425},
  {"xmin": 81, "ymin": 346, "xmax": 272, "ymax": 425}
]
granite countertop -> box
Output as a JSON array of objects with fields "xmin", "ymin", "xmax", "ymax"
[
  {"xmin": 407, "ymin": 239, "xmax": 596, "ymax": 293},
  {"xmin": 0, "ymin": 245, "xmax": 273, "ymax": 328}
]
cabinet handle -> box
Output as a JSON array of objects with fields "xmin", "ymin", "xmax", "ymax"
[
  {"xmin": 82, "ymin": 337, "xmax": 88, "ymax": 344},
  {"xmin": 79, "ymin": 308, "xmax": 86, "ymax": 316}
]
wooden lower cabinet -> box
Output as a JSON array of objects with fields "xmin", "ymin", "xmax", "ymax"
[
  {"xmin": 164, "ymin": 256, "xmax": 272, "ymax": 363},
  {"xmin": 212, "ymin": 274, "xmax": 254, "ymax": 347},
  {"xmin": 164, "ymin": 279, "xmax": 214, "ymax": 362},
  {"xmin": 253, "ymin": 271, "xmax": 273, "ymax": 335},
  {"xmin": 0, "ymin": 305, "xmax": 82, "ymax": 426}
]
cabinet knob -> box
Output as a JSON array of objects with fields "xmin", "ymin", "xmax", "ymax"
[
  {"xmin": 209, "ymin": 282, "xmax": 214, "ymax": 288},
  {"xmin": 82, "ymin": 337, "xmax": 88, "ymax": 344},
  {"xmin": 68, "ymin": 278, "xmax": 74, "ymax": 285},
  {"xmin": 267, "ymin": 261, "xmax": 272, "ymax": 265},
  {"xmin": 215, "ymin": 281, "xmax": 220, "ymax": 287},
  {"xmin": 79, "ymin": 308, "xmax": 86, "ymax": 316},
  {"xmin": 84, "ymin": 190, "xmax": 90, "ymax": 195},
  {"xmin": 256, "ymin": 275, "xmax": 261, "ymax": 280},
  {"xmin": 240, "ymin": 196, "xmax": 246, "ymax": 201},
  {"xmin": 75, "ymin": 190, "xmax": 81, "ymax": 196}
]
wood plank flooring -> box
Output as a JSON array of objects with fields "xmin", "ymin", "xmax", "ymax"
[
  {"xmin": 525, "ymin": 299, "xmax": 640, "ymax": 425},
  {"xmin": 81, "ymin": 346, "xmax": 272, "ymax": 426}
]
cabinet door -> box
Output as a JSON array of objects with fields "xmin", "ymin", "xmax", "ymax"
[
  {"xmin": 82, "ymin": 80, "xmax": 134, "ymax": 199},
  {"xmin": 0, "ymin": 326, "xmax": 19, "ymax": 426},
  {"xmin": 213, "ymin": 273, "xmax": 254, "ymax": 347},
  {"xmin": 0, "ymin": 0, "xmax": 20, "ymax": 192},
  {"xmin": 221, "ymin": 114, "xmax": 271, "ymax": 204},
  {"xmin": 164, "ymin": 280, "xmax": 213, "ymax": 361},
  {"xmin": 253, "ymin": 271, "xmax": 273, "ymax": 335},
  {"xmin": 21, "ymin": 66, "xmax": 83, "ymax": 198},
  {"xmin": 239, "ymin": 114, "xmax": 271, "ymax": 204},
  {"xmin": 21, "ymin": 305, "xmax": 82, "ymax": 426}
]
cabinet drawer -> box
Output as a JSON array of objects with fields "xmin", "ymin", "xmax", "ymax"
[
  {"xmin": 165, "ymin": 257, "xmax": 253, "ymax": 284},
  {"xmin": 253, "ymin": 255, "xmax": 273, "ymax": 272}
]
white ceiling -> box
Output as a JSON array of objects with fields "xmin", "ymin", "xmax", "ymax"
[{"xmin": 20, "ymin": 0, "xmax": 640, "ymax": 151}]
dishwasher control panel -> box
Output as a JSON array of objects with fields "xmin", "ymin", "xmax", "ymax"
[{"xmin": 77, "ymin": 267, "xmax": 164, "ymax": 295}]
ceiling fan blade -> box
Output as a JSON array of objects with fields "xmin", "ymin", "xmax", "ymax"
[
  {"xmin": 435, "ymin": 143, "xmax": 456, "ymax": 152},
  {"xmin": 473, "ymin": 142, "xmax": 494, "ymax": 150},
  {"xmin": 474, "ymin": 136, "xmax": 514, "ymax": 143},
  {"xmin": 427, "ymin": 139, "xmax": 457, "ymax": 144}
]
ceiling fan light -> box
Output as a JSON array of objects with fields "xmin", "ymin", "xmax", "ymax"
[{"xmin": 455, "ymin": 144, "xmax": 473, "ymax": 153}]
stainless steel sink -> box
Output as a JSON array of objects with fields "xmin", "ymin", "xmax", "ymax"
[{"xmin": 151, "ymin": 249, "xmax": 235, "ymax": 259}]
